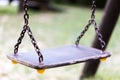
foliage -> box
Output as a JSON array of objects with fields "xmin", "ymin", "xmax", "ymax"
[{"xmin": 52, "ymin": 0, "xmax": 107, "ymax": 8}]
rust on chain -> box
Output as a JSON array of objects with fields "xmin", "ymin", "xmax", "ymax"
[
  {"xmin": 75, "ymin": 0, "xmax": 106, "ymax": 52},
  {"xmin": 14, "ymin": 0, "xmax": 43, "ymax": 63}
]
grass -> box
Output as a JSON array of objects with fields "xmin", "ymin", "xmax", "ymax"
[{"xmin": 0, "ymin": 4, "xmax": 120, "ymax": 80}]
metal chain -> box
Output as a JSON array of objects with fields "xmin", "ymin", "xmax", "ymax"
[
  {"xmin": 14, "ymin": 0, "xmax": 43, "ymax": 63},
  {"xmin": 75, "ymin": 20, "xmax": 92, "ymax": 45},
  {"xmin": 75, "ymin": 0, "xmax": 106, "ymax": 51},
  {"xmin": 14, "ymin": 25, "xmax": 27, "ymax": 55},
  {"xmin": 91, "ymin": 0, "xmax": 96, "ymax": 20},
  {"xmin": 92, "ymin": 20, "xmax": 105, "ymax": 51},
  {"xmin": 75, "ymin": 0, "xmax": 96, "ymax": 46}
]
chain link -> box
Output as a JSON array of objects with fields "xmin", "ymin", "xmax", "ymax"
[
  {"xmin": 75, "ymin": 0, "xmax": 106, "ymax": 52},
  {"xmin": 14, "ymin": 25, "xmax": 27, "ymax": 55},
  {"xmin": 92, "ymin": 20, "xmax": 106, "ymax": 51},
  {"xmin": 14, "ymin": 0, "xmax": 43, "ymax": 63},
  {"xmin": 75, "ymin": 20, "xmax": 92, "ymax": 46},
  {"xmin": 91, "ymin": 0, "xmax": 96, "ymax": 20}
]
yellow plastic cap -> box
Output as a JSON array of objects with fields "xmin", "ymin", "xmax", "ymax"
[
  {"xmin": 12, "ymin": 60, "xmax": 18, "ymax": 64},
  {"xmin": 100, "ymin": 58, "xmax": 107, "ymax": 62},
  {"xmin": 37, "ymin": 69, "xmax": 45, "ymax": 74}
]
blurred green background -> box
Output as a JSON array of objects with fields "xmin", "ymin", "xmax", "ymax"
[{"xmin": 0, "ymin": 0, "xmax": 120, "ymax": 80}]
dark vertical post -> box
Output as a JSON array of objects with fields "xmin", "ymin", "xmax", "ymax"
[{"xmin": 80, "ymin": 0, "xmax": 120, "ymax": 79}]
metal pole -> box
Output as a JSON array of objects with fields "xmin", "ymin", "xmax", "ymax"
[{"xmin": 80, "ymin": 0, "xmax": 120, "ymax": 79}]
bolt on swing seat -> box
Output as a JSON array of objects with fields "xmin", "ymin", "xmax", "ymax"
[{"xmin": 7, "ymin": 0, "xmax": 111, "ymax": 72}]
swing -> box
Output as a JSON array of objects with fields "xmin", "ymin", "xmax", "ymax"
[{"xmin": 7, "ymin": 0, "xmax": 110, "ymax": 71}]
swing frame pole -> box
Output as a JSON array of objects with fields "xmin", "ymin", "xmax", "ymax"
[{"xmin": 80, "ymin": 0, "xmax": 120, "ymax": 79}]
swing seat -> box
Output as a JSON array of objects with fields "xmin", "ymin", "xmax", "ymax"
[{"xmin": 7, "ymin": 45, "xmax": 110, "ymax": 69}]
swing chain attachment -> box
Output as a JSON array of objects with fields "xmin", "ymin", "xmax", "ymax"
[
  {"xmin": 14, "ymin": 0, "xmax": 43, "ymax": 64},
  {"xmin": 91, "ymin": 0, "xmax": 96, "ymax": 20},
  {"xmin": 75, "ymin": 0, "xmax": 106, "ymax": 52}
]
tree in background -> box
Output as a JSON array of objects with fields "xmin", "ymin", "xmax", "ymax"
[
  {"xmin": 8, "ymin": 0, "xmax": 107, "ymax": 12},
  {"xmin": 53, "ymin": 0, "xmax": 107, "ymax": 8},
  {"xmin": 9, "ymin": 0, "xmax": 58, "ymax": 12}
]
